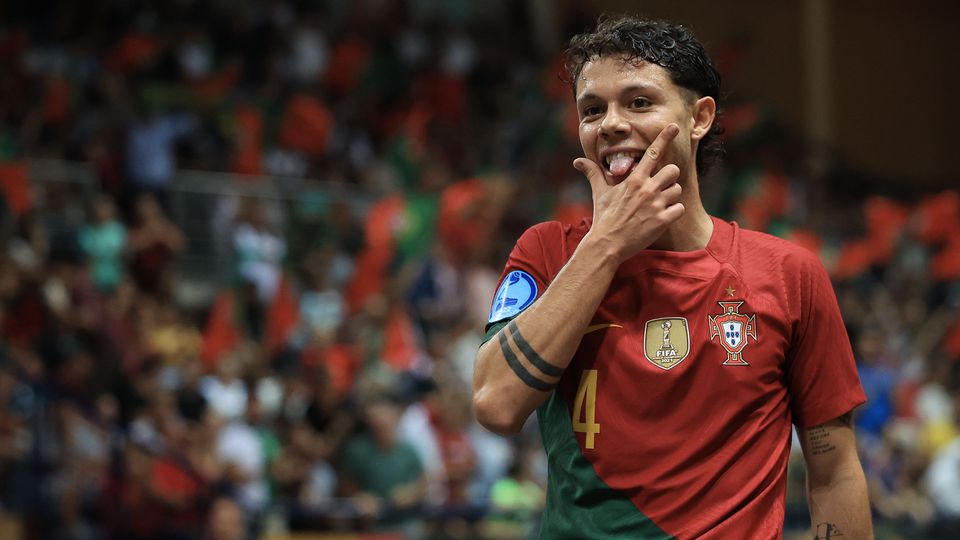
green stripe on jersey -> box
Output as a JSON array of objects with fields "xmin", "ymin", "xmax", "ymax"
[
  {"xmin": 481, "ymin": 319, "xmax": 510, "ymax": 346},
  {"xmin": 537, "ymin": 391, "xmax": 675, "ymax": 539}
]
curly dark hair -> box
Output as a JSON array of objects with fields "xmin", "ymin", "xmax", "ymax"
[{"xmin": 564, "ymin": 15, "xmax": 724, "ymax": 175}]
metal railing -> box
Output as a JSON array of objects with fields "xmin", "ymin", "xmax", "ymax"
[{"xmin": 26, "ymin": 158, "xmax": 372, "ymax": 306}]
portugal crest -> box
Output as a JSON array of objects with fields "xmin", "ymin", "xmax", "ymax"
[{"xmin": 708, "ymin": 302, "xmax": 757, "ymax": 365}]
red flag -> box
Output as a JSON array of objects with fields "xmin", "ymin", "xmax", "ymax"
[
  {"xmin": 201, "ymin": 291, "xmax": 241, "ymax": 369},
  {"xmin": 325, "ymin": 40, "xmax": 371, "ymax": 95},
  {"xmin": 945, "ymin": 320, "xmax": 960, "ymax": 360},
  {"xmin": 345, "ymin": 195, "xmax": 404, "ymax": 313},
  {"xmin": 107, "ymin": 32, "xmax": 160, "ymax": 73},
  {"xmin": 914, "ymin": 190, "xmax": 960, "ymax": 245},
  {"xmin": 326, "ymin": 344, "xmax": 360, "ymax": 399},
  {"xmin": 0, "ymin": 161, "xmax": 30, "ymax": 216},
  {"xmin": 418, "ymin": 71, "xmax": 465, "ymax": 123},
  {"xmin": 864, "ymin": 196, "xmax": 909, "ymax": 239},
  {"xmin": 541, "ymin": 53, "xmax": 569, "ymax": 103},
  {"xmin": 192, "ymin": 61, "xmax": 241, "ymax": 103},
  {"xmin": 231, "ymin": 104, "xmax": 264, "ymax": 175},
  {"xmin": 720, "ymin": 104, "xmax": 761, "ymax": 141},
  {"xmin": 735, "ymin": 170, "xmax": 788, "ymax": 231},
  {"xmin": 438, "ymin": 178, "xmax": 492, "ymax": 258},
  {"xmin": 278, "ymin": 94, "xmax": 333, "ymax": 157},
  {"xmin": 931, "ymin": 238, "xmax": 960, "ymax": 282},
  {"xmin": 832, "ymin": 240, "xmax": 874, "ymax": 280},
  {"xmin": 863, "ymin": 196, "xmax": 908, "ymax": 263},
  {"xmin": 381, "ymin": 308, "xmax": 421, "ymax": 372},
  {"xmin": 43, "ymin": 77, "xmax": 71, "ymax": 125}
]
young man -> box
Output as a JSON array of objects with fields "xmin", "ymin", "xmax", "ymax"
[{"xmin": 472, "ymin": 16, "xmax": 872, "ymax": 539}]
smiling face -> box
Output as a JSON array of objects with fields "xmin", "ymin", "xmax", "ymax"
[{"xmin": 575, "ymin": 56, "xmax": 715, "ymax": 186}]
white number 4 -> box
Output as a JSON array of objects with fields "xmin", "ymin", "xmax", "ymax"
[{"xmin": 572, "ymin": 369, "xmax": 601, "ymax": 449}]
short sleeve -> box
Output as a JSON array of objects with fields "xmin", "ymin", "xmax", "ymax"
[
  {"xmin": 482, "ymin": 222, "xmax": 562, "ymax": 339},
  {"xmin": 785, "ymin": 255, "xmax": 866, "ymax": 428}
]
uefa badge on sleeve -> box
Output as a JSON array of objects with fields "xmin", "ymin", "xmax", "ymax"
[{"xmin": 488, "ymin": 270, "xmax": 538, "ymax": 324}]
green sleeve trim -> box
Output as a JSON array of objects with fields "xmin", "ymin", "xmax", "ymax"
[{"xmin": 481, "ymin": 319, "xmax": 511, "ymax": 346}]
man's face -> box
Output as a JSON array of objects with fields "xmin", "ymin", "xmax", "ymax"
[{"xmin": 576, "ymin": 56, "xmax": 702, "ymax": 186}]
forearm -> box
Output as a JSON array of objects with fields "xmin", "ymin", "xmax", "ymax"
[
  {"xmin": 473, "ymin": 232, "xmax": 620, "ymax": 434},
  {"xmin": 807, "ymin": 462, "xmax": 872, "ymax": 539},
  {"xmin": 802, "ymin": 415, "xmax": 873, "ymax": 540},
  {"xmin": 390, "ymin": 477, "xmax": 426, "ymax": 508}
]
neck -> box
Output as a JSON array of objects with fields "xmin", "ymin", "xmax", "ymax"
[{"xmin": 647, "ymin": 174, "xmax": 713, "ymax": 252}]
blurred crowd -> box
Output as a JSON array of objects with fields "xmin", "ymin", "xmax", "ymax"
[{"xmin": 1, "ymin": 1, "xmax": 959, "ymax": 539}]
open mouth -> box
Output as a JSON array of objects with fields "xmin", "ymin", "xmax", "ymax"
[{"xmin": 604, "ymin": 150, "xmax": 644, "ymax": 178}]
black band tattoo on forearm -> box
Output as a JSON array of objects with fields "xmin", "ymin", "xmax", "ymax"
[
  {"xmin": 506, "ymin": 320, "xmax": 564, "ymax": 377},
  {"xmin": 499, "ymin": 328, "xmax": 554, "ymax": 392}
]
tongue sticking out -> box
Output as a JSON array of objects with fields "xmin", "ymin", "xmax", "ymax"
[{"xmin": 609, "ymin": 156, "xmax": 635, "ymax": 177}]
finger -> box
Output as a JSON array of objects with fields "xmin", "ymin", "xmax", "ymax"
[
  {"xmin": 660, "ymin": 202, "xmax": 685, "ymax": 224},
  {"xmin": 635, "ymin": 123, "xmax": 680, "ymax": 178},
  {"xmin": 661, "ymin": 182, "xmax": 682, "ymax": 204},
  {"xmin": 573, "ymin": 157, "xmax": 610, "ymax": 198},
  {"xmin": 650, "ymin": 164, "xmax": 681, "ymax": 190}
]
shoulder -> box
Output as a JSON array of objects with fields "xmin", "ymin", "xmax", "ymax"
[
  {"xmin": 515, "ymin": 219, "xmax": 590, "ymax": 252},
  {"xmin": 733, "ymin": 224, "xmax": 837, "ymax": 325},
  {"xmin": 518, "ymin": 220, "xmax": 579, "ymax": 242},
  {"xmin": 735, "ymin": 226, "xmax": 825, "ymax": 274}
]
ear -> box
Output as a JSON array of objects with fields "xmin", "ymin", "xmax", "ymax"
[{"xmin": 690, "ymin": 96, "xmax": 716, "ymax": 142}]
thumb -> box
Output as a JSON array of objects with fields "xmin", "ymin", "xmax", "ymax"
[{"xmin": 573, "ymin": 158, "xmax": 608, "ymax": 197}]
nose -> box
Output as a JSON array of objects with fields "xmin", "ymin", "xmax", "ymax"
[{"xmin": 599, "ymin": 105, "xmax": 629, "ymax": 138}]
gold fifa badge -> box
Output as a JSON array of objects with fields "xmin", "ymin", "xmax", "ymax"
[
  {"xmin": 708, "ymin": 301, "xmax": 757, "ymax": 365},
  {"xmin": 643, "ymin": 317, "xmax": 690, "ymax": 370}
]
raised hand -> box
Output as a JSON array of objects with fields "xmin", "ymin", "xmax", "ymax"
[{"xmin": 573, "ymin": 123, "xmax": 685, "ymax": 262}]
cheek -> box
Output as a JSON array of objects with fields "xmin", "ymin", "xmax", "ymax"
[
  {"xmin": 579, "ymin": 124, "xmax": 597, "ymax": 155},
  {"xmin": 668, "ymin": 136, "xmax": 695, "ymax": 170}
]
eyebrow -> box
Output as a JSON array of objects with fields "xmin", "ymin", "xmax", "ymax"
[{"xmin": 575, "ymin": 84, "xmax": 660, "ymax": 105}]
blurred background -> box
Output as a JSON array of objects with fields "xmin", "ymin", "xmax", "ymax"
[{"xmin": 0, "ymin": 0, "xmax": 958, "ymax": 539}]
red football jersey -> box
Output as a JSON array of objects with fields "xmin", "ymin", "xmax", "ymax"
[{"xmin": 487, "ymin": 217, "xmax": 866, "ymax": 539}]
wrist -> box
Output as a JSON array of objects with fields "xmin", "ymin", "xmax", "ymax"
[{"xmin": 579, "ymin": 231, "xmax": 623, "ymax": 268}]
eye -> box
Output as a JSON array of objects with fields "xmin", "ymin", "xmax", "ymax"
[
  {"xmin": 581, "ymin": 105, "xmax": 602, "ymax": 118},
  {"xmin": 631, "ymin": 97, "xmax": 651, "ymax": 108}
]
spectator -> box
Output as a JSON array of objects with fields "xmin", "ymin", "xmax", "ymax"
[
  {"xmin": 200, "ymin": 352, "xmax": 248, "ymax": 422},
  {"xmin": 78, "ymin": 195, "xmax": 127, "ymax": 293},
  {"xmin": 0, "ymin": 1, "xmax": 957, "ymax": 538},
  {"xmin": 205, "ymin": 496, "xmax": 246, "ymax": 540},
  {"xmin": 127, "ymin": 192, "xmax": 185, "ymax": 297},
  {"xmin": 341, "ymin": 397, "xmax": 426, "ymax": 536},
  {"xmin": 232, "ymin": 197, "xmax": 286, "ymax": 304},
  {"xmin": 297, "ymin": 248, "xmax": 347, "ymax": 341},
  {"xmin": 215, "ymin": 400, "xmax": 270, "ymax": 522},
  {"xmin": 125, "ymin": 105, "xmax": 197, "ymax": 207},
  {"xmin": 926, "ymin": 420, "xmax": 960, "ymax": 535}
]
